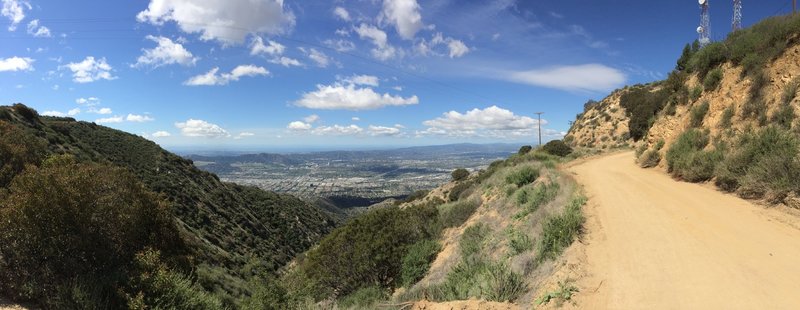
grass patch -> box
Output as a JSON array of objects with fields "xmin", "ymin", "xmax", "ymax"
[
  {"xmin": 337, "ymin": 286, "xmax": 388, "ymax": 309},
  {"xmin": 513, "ymin": 181, "xmax": 560, "ymax": 219},
  {"xmin": 506, "ymin": 228, "xmax": 533, "ymax": 255},
  {"xmin": 690, "ymin": 101, "xmax": 710, "ymax": 127},
  {"xmin": 690, "ymin": 86, "xmax": 703, "ymax": 102},
  {"xmin": 535, "ymin": 279, "xmax": 579, "ymax": 307},
  {"xmin": 719, "ymin": 105, "xmax": 735, "ymax": 129},
  {"xmin": 703, "ymin": 67, "xmax": 724, "ymax": 91},
  {"xmin": 460, "ymin": 224, "xmax": 490, "ymax": 258},
  {"xmin": 536, "ymin": 195, "xmax": 586, "ymax": 263},
  {"xmin": 439, "ymin": 200, "xmax": 479, "ymax": 228},
  {"xmin": 505, "ymin": 166, "xmax": 540, "ymax": 187},
  {"xmin": 426, "ymin": 261, "xmax": 526, "ymax": 303}
]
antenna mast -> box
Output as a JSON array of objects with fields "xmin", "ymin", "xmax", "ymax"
[
  {"xmin": 534, "ymin": 112, "xmax": 544, "ymax": 146},
  {"xmin": 698, "ymin": 0, "xmax": 711, "ymax": 47},
  {"xmin": 733, "ymin": 0, "xmax": 742, "ymax": 31}
]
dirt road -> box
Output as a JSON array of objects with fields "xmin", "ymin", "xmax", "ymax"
[{"xmin": 568, "ymin": 151, "xmax": 800, "ymax": 309}]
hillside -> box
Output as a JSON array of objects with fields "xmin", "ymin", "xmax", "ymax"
[
  {"xmin": 0, "ymin": 104, "xmax": 335, "ymax": 306},
  {"xmin": 566, "ymin": 14, "xmax": 800, "ymax": 207}
]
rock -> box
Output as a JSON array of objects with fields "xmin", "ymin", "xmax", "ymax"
[{"xmin": 784, "ymin": 191, "xmax": 800, "ymax": 209}]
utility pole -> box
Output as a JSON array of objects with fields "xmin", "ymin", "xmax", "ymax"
[{"xmin": 535, "ymin": 112, "xmax": 544, "ymax": 146}]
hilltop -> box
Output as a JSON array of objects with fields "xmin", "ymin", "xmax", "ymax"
[
  {"xmin": 566, "ymin": 14, "xmax": 800, "ymax": 207},
  {"xmin": 0, "ymin": 104, "xmax": 335, "ymax": 307}
]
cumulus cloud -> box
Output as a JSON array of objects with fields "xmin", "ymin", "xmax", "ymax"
[
  {"xmin": 323, "ymin": 39, "xmax": 356, "ymax": 52},
  {"xmin": 26, "ymin": 19, "xmax": 50, "ymax": 37},
  {"xmin": 270, "ymin": 56, "xmax": 303, "ymax": 67},
  {"xmin": 90, "ymin": 107, "xmax": 112, "ymax": 114},
  {"xmin": 42, "ymin": 108, "xmax": 80, "ymax": 117},
  {"xmin": 287, "ymin": 121, "xmax": 312, "ymax": 131},
  {"xmin": 250, "ymin": 36, "xmax": 285, "ymax": 56},
  {"xmin": 381, "ymin": 0, "xmax": 423, "ymax": 40},
  {"xmin": 341, "ymin": 74, "xmax": 379, "ymax": 87},
  {"xmin": 133, "ymin": 35, "xmax": 197, "ymax": 68},
  {"xmin": 505, "ymin": 64, "xmax": 626, "ymax": 92},
  {"xmin": 0, "ymin": 56, "xmax": 33, "ymax": 71},
  {"xmin": 152, "ymin": 131, "xmax": 171, "ymax": 137},
  {"xmin": 126, "ymin": 114, "xmax": 154, "ymax": 122},
  {"xmin": 312, "ymin": 124, "xmax": 363, "ymax": 136},
  {"xmin": 420, "ymin": 105, "xmax": 543, "ymax": 138},
  {"xmin": 355, "ymin": 23, "xmax": 397, "ymax": 61},
  {"xmin": 184, "ymin": 65, "xmax": 269, "ymax": 86},
  {"xmin": 96, "ymin": 116, "xmax": 124, "ymax": 124},
  {"xmin": 415, "ymin": 33, "xmax": 470, "ymax": 58},
  {"xmin": 175, "ymin": 119, "xmax": 230, "ymax": 137},
  {"xmin": 2, "ymin": 0, "xmax": 28, "ymax": 31},
  {"xmin": 62, "ymin": 57, "xmax": 116, "ymax": 83},
  {"xmin": 368, "ymin": 125, "xmax": 402, "ymax": 136},
  {"xmin": 303, "ymin": 114, "xmax": 320, "ymax": 123},
  {"xmin": 351, "ymin": 117, "xmax": 360, "ymax": 121},
  {"xmin": 295, "ymin": 82, "xmax": 418, "ymax": 110},
  {"xmin": 76, "ymin": 97, "xmax": 100, "ymax": 106},
  {"xmin": 302, "ymin": 48, "xmax": 330, "ymax": 68},
  {"xmin": 136, "ymin": 0, "xmax": 295, "ymax": 44},
  {"xmin": 333, "ymin": 6, "xmax": 350, "ymax": 21}
]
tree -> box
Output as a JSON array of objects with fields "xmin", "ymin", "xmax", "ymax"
[
  {"xmin": 676, "ymin": 43, "xmax": 693, "ymax": 71},
  {"xmin": 0, "ymin": 121, "xmax": 46, "ymax": 187},
  {"xmin": 451, "ymin": 168, "xmax": 470, "ymax": 181},
  {"xmin": 518, "ymin": 145, "xmax": 532, "ymax": 155},
  {"xmin": 542, "ymin": 140, "xmax": 573, "ymax": 157}
]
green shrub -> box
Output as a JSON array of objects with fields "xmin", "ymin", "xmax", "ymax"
[
  {"xmin": 505, "ymin": 166, "xmax": 540, "ymax": 187},
  {"xmin": 241, "ymin": 279, "xmax": 288, "ymax": 310},
  {"xmin": 448, "ymin": 181, "xmax": 474, "ymax": 202},
  {"xmin": 400, "ymin": 240, "xmax": 441, "ymax": 287},
  {"xmin": 0, "ymin": 156, "xmax": 185, "ymax": 308},
  {"xmin": 654, "ymin": 139, "xmax": 666, "ymax": 151},
  {"xmin": 687, "ymin": 42, "xmax": 728, "ymax": 78},
  {"xmin": 460, "ymin": 224, "xmax": 489, "ymax": 258},
  {"xmin": 703, "ymin": 68, "xmax": 724, "ymax": 91},
  {"xmin": 665, "ymin": 129, "xmax": 722, "ymax": 182},
  {"xmin": 507, "ymin": 229, "xmax": 533, "ymax": 255},
  {"xmin": 638, "ymin": 149, "xmax": 661, "ymax": 168},
  {"xmin": 536, "ymin": 195, "xmax": 586, "ymax": 263},
  {"xmin": 439, "ymin": 200, "xmax": 479, "ymax": 228},
  {"xmin": 337, "ymin": 286, "xmax": 388, "ymax": 309},
  {"xmin": 126, "ymin": 250, "xmax": 223, "ymax": 310},
  {"xmin": 541, "ymin": 140, "xmax": 573, "ymax": 157},
  {"xmin": 0, "ymin": 121, "xmax": 47, "ymax": 187},
  {"xmin": 690, "ymin": 101, "xmax": 710, "ymax": 127},
  {"xmin": 715, "ymin": 127, "xmax": 800, "ymax": 201},
  {"xmin": 690, "ymin": 86, "xmax": 703, "ymax": 102},
  {"xmin": 427, "ymin": 260, "xmax": 525, "ymax": 303},
  {"xmin": 772, "ymin": 103, "xmax": 795, "ymax": 130},
  {"xmin": 783, "ymin": 79, "xmax": 800, "ymax": 105},
  {"xmin": 11, "ymin": 103, "xmax": 38, "ymax": 121},
  {"xmin": 635, "ymin": 143, "xmax": 648, "ymax": 158},
  {"xmin": 451, "ymin": 168, "xmax": 470, "ymax": 182},
  {"xmin": 719, "ymin": 106, "xmax": 735, "ymax": 129},
  {"xmin": 513, "ymin": 182, "xmax": 560, "ymax": 219},
  {"xmin": 620, "ymin": 87, "xmax": 671, "ymax": 141},
  {"xmin": 518, "ymin": 145, "xmax": 532, "ymax": 155}
]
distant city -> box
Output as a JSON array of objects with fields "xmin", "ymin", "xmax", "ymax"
[{"xmin": 186, "ymin": 143, "xmax": 521, "ymax": 200}]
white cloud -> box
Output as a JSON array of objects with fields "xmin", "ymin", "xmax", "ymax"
[
  {"xmin": 175, "ymin": 119, "xmax": 230, "ymax": 137},
  {"xmin": 76, "ymin": 97, "xmax": 100, "ymax": 106},
  {"xmin": 152, "ymin": 131, "xmax": 171, "ymax": 137},
  {"xmin": 333, "ymin": 6, "xmax": 350, "ymax": 21},
  {"xmin": 96, "ymin": 116, "xmax": 124, "ymax": 124},
  {"xmin": 287, "ymin": 121, "xmax": 312, "ymax": 131},
  {"xmin": 381, "ymin": 0, "xmax": 423, "ymax": 40},
  {"xmin": 304, "ymin": 48, "xmax": 330, "ymax": 68},
  {"xmin": 323, "ymin": 39, "xmax": 356, "ymax": 52},
  {"xmin": 355, "ymin": 23, "xmax": 397, "ymax": 61},
  {"xmin": 295, "ymin": 82, "xmax": 418, "ymax": 110},
  {"xmin": 415, "ymin": 32, "xmax": 469, "ymax": 58},
  {"xmin": 368, "ymin": 125, "xmax": 401, "ymax": 136},
  {"xmin": 312, "ymin": 124, "xmax": 363, "ymax": 136},
  {"xmin": 303, "ymin": 114, "xmax": 319, "ymax": 123},
  {"xmin": 342, "ymin": 74, "xmax": 379, "ymax": 87},
  {"xmin": 421, "ymin": 105, "xmax": 542, "ymax": 138},
  {"xmin": 2, "ymin": 0, "xmax": 28, "ymax": 31},
  {"xmin": 184, "ymin": 65, "xmax": 269, "ymax": 86},
  {"xmin": 250, "ymin": 36, "xmax": 285, "ymax": 56},
  {"xmin": 505, "ymin": 64, "xmax": 626, "ymax": 92},
  {"xmin": 234, "ymin": 132, "xmax": 255, "ymax": 139},
  {"xmin": 351, "ymin": 117, "xmax": 360, "ymax": 121},
  {"xmin": 67, "ymin": 108, "xmax": 80, "ymax": 116},
  {"xmin": 90, "ymin": 107, "xmax": 112, "ymax": 114},
  {"xmin": 270, "ymin": 56, "xmax": 303, "ymax": 67},
  {"xmin": 26, "ymin": 19, "xmax": 51, "ymax": 37},
  {"xmin": 126, "ymin": 114, "xmax": 154, "ymax": 122},
  {"xmin": 0, "ymin": 56, "xmax": 33, "ymax": 71},
  {"xmin": 42, "ymin": 110, "xmax": 65, "ymax": 117},
  {"xmin": 134, "ymin": 35, "xmax": 197, "ymax": 68},
  {"xmin": 136, "ymin": 0, "xmax": 295, "ymax": 44},
  {"xmin": 62, "ymin": 57, "xmax": 116, "ymax": 83}
]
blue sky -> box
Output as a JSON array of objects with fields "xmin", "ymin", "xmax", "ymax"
[{"xmin": 0, "ymin": 0, "xmax": 793, "ymax": 151}]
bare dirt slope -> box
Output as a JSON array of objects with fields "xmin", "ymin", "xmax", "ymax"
[{"xmin": 567, "ymin": 151, "xmax": 800, "ymax": 309}]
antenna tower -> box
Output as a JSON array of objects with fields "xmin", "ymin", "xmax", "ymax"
[
  {"xmin": 733, "ymin": 0, "xmax": 742, "ymax": 31},
  {"xmin": 698, "ymin": 0, "xmax": 711, "ymax": 47}
]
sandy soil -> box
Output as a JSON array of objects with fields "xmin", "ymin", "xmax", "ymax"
[{"xmin": 566, "ymin": 151, "xmax": 800, "ymax": 309}]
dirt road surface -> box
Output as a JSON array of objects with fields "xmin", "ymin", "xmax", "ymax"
[{"xmin": 568, "ymin": 151, "xmax": 800, "ymax": 309}]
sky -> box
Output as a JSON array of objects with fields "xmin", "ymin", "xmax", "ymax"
[{"xmin": 0, "ymin": 0, "xmax": 794, "ymax": 151}]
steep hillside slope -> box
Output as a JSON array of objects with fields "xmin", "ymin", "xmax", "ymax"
[
  {"xmin": 0, "ymin": 104, "xmax": 335, "ymax": 305},
  {"xmin": 567, "ymin": 14, "xmax": 800, "ymax": 207}
]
